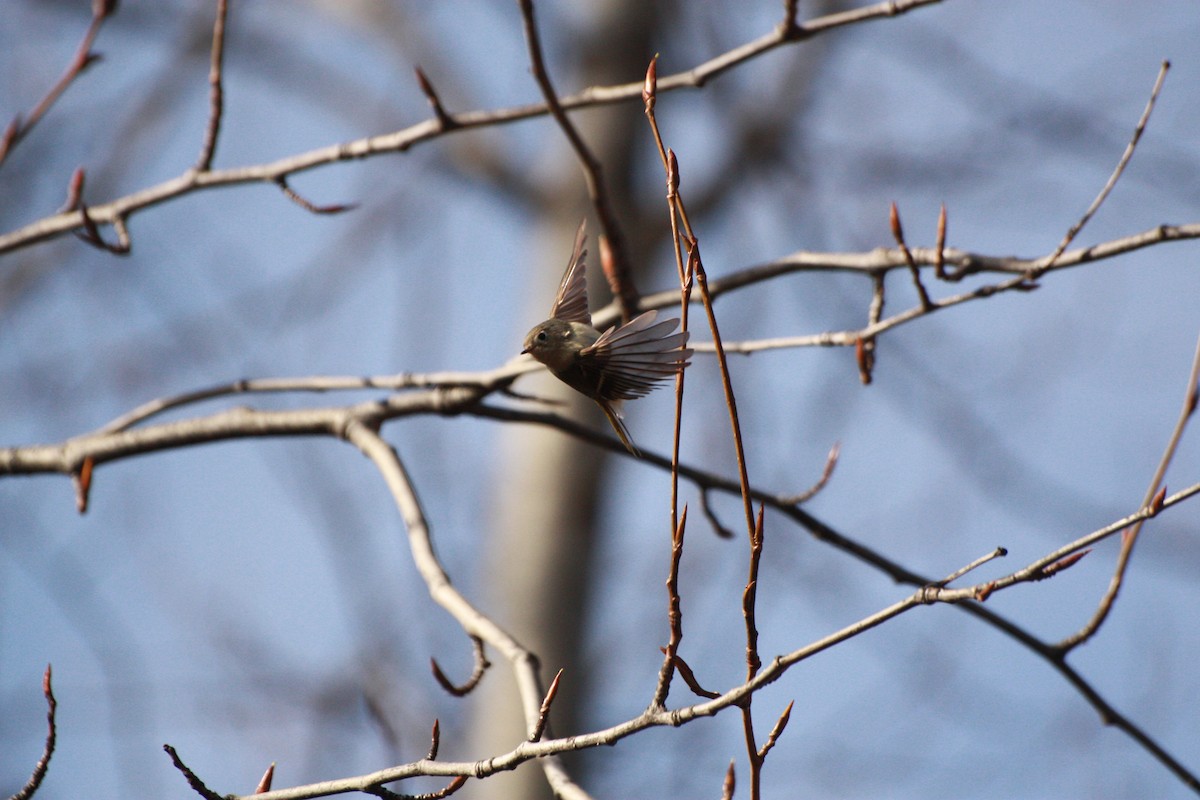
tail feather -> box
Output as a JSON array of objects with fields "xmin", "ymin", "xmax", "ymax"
[{"xmin": 598, "ymin": 399, "xmax": 641, "ymax": 457}]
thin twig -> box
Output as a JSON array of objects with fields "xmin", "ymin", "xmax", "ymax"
[
  {"xmin": 516, "ymin": 0, "xmax": 638, "ymax": 321},
  {"xmin": 1, "ymin": 0, "xmax": 945, "ymax": 257},
  {"xmin": 651, "ymin": 507, "xmax": 688, "ymax": 708},
  {"xmin": 740, "ymin": 508, "xmax": 766, "ymax": 797},
  {"xmin": 757, "ymin": 700, "xmax": 794, "ymax": 760},
  {"xmin": 644, "ymin": 57, "xmax": 699, "ymax": 708},
  {"xmin": 74, "ymin": 196, "xmax": 131, "ymax": 253},
  {"xmin": 698, "ymin": 488, "xmax": 736, "ymax": 539},
  {"xmin": 163, "ymin": 744, "xmax": 225, "ymax": 800},
  {"xmin": 343, "ymin": 424, "xmax": 589, "ymax": 799},
  {"xmin": 933, "ymin": 547, "xmax": 1008, "ymax": 587},
  {"xmin": 661, "ymin": 649, "xmax": 720, "ymax": 700},
  {"xmin": 414, "ymin": 67, "xmax": 458, "ymax": 132},
  {"xmin": 9, "ymin": 665, "xmax": 57, "ymax": 800},
  {"xmin": 430, "ymin": 636, "xmax": 491, "ymax": 697},
  {"xmin": 0, "ymin": 0, "xmax": 116, "ymax": 167},
  {"xmin": 856, "ymin": 273, "xmax": 885, "ymax": 383},
  {"xmin": 1028, "ymin": 60, "xmax": 1170, "ymax": 280},
  {"xmin": 1056, "ymin": 327, "xmax": 1200, "ymax": 652},
  {"xmin": 195, "ymin": 0, "xmax": 229, "ymax": 172},
  {"xmin": 4, "ymin": 385, "xmax": 1199, "ymax": 793},
  {"xmin": 275, "ymin": 176, "xmax": 357, "ymax": 215},
  {"xmin": 778, "ymin": 442, "xmax": 840, "ymax": 505},
  {"xmin": 889, "ymin": 202, "xmax": 933, "ymax": 310},
  {"xmin": 645, "ymin": 91, "xmax": 767, "ymax": 795}
]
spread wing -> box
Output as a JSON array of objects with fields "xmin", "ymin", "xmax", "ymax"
[
  {"xmin": 549, "ymin": 218, "xmax": 591, "ymax": 325},
  {"xmin": 579, "ymin": 309, "xmax": 693, "ymax": 401}
]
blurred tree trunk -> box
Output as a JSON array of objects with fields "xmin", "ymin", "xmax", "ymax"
[
  {"xmin": 470, "ymin": 1, "xmax": 847, "ymax": 796},
  {"xmin": 471, "ymin": 2, "xmax": 659, "ymax": 798}
]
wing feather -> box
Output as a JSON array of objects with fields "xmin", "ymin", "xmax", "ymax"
[
  {"xmin": 548, "ymin": 219, "xmax": 591, "ymax": 325},
  {"xmin": 580, "ymin": 310, "xmax": 693, "ymax": 401}
]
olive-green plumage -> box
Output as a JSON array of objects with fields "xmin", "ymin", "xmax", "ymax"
[{"xmin": 522, "ymin": 220, "xmax": 692, "ymax": 456}]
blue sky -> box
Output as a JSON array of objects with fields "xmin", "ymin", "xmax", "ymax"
[{"xmin": 2, "ymin": 2, "xmax": 1199, "ymax": 798}]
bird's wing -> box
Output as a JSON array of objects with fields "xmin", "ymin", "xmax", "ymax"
[
  {"xmin": 549, "ymin": 218, "xmax": 591, "ymax": 325},
  {"xmin": 580, "ymin": 309, "xmax": 693, "ymax": 401}
]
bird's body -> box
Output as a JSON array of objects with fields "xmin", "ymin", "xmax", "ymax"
[{"xmin": 522, "ymin": 220, "xmax": 692, "ymax": 455}]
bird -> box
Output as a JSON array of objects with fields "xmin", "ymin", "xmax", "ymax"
[{"xmin": 522, "ymin": 219, "xmax": 693, "ymax": 456}]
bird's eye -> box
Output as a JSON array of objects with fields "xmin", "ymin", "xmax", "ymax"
[{"xmin": 536, "ymin": 331, "xmax": 548, "ymax": 342}]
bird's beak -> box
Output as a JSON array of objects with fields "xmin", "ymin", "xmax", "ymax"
[{"xmin": 520, "ymin": 347, "xmax": 530, "ymax": 355}]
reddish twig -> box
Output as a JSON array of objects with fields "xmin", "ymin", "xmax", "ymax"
[
  {"xmin": 1034, "ymin": 549, "xmax": 1091, "ymax": 580},
  {"xmin": 430, "ymin": 635, "xmax": 491, "ymax": 697},
  {"xmin": 933, "ymin": 203, "xmax": 948, "ymax": 279},
  {"xmin": 741, "ymin": 507, "xmax": 765, "ymax": 680},
  {"xmin": 74, "ymin": 200, "xmax": 131, "ymax": 253},
  {"xmin": 698, "ymin": 488, "xmax": 735, "ymax": 539},
  {"xmin": 516, "ymin": 0, "xmax": 638, "ymax": 321},
  {"xmin": 163, "ymin": 744, "xmax": 224, "ymax": 800},
  {"xmin": 414, "ymin": 67, "xmax": 457, "ymax": 132},
  {"xmin": 0, "ymin": 0, "xmax": 117, "ymax": 167},
  {"xmin": 859, "ymin": 267, "xmax": 886, "ymax": 383},
  {"xmin": 62, "ymin": 169, "xmax": 131, "ymax": 253},
  {"xmin": 9, "ymin": 665, "xmax": 57, "ymax": 800},
  {"xmin": 757, "ymin": 700, "xmax": 794, "ymax": 760},
  {"xmin": 59, "ymin": 167, "xmax": 86, "ymax": 213},
  {"xmin": 367, "ymin": 775, "xmax": 468, "ymax": 800},
  {"xmin": 644, "ymin": 56, "xmax": 702, "ymax": 709},
  {"xmin": 889, "ymin": 202, "xmax": 933, "ymax": 310},
  {"xmin": 426, "ymin": 719, "xmax": 441, "ymax": 761},
  {"xmin": 661, "ymin": 649, "xmax": 720, "ymax": 700},
  {"xmin": 652, "ymin": 507, "xmax": 689, "ymax": 708},
  {"xmin": 274, "ymin": 176, "xmax": 357, "ymax": 215},
  {"xmin": 643, "ymin": 66, "xmax": 769, "ymax": 797},
  {"xmin": 779, "ymin": 442, "xmax": 840, "ymax": 505}
]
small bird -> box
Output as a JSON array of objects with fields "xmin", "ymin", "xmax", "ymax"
[{"xmin": 522, "ymin": 220, "xmax": 692, "ymax": 456}]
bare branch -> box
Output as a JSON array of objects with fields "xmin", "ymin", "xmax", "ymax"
[
  {"xmin": 163, "ymin": 744, "xmax": 224, "ymax": 800},
  {"xmin": 430, "ymin": 636, "xmax": 491, "ymax": 698},
  {"xmin": 1029, "ymin": 60, "xmax": 1171, "ymax": 280},
  {"xmin": 8, "ymin": 665, "xmax": 57, "ymax": 800},
  {"xmin": 414, "ymin": 67, "xmax": 457, "ymax": 132},
  {"xmin": 934, "ymin": 547, "xmax": 1008, "ymax": 587},
  {"xmin": 889, "ymin": 202, "xmax": 933, "ymax": 310},
  {"xmin": 778, "ymin": 442, "xmax": 841, "ymax": 505},
  {"xmin": 1057, "ymin": 328, "xmax": 1200, "ymax": 651},
  {"xmin": 0, "ymin": 1, "xmax": 116, "ymax": 167},
  {"xmin": 517, "ymin": 0, "xmax": 638, "ymax": 320},
  {"xmin": 343, "ymin": 423, "xmax": 589, "ymax": 799},
  {"xmin": 652, "ymin": 506, "xmax": 689, "ymax": 708},
  {"xmin": 275, "ymin": 176, "xmax": 358, "ymax": 215},
  {"xmin": 0, "ymin": 0, "xmax": 946, "ymax": 258},
  {"xmin": 194, "ymin": 0, "xmax": 229, "ymax": 172}
]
